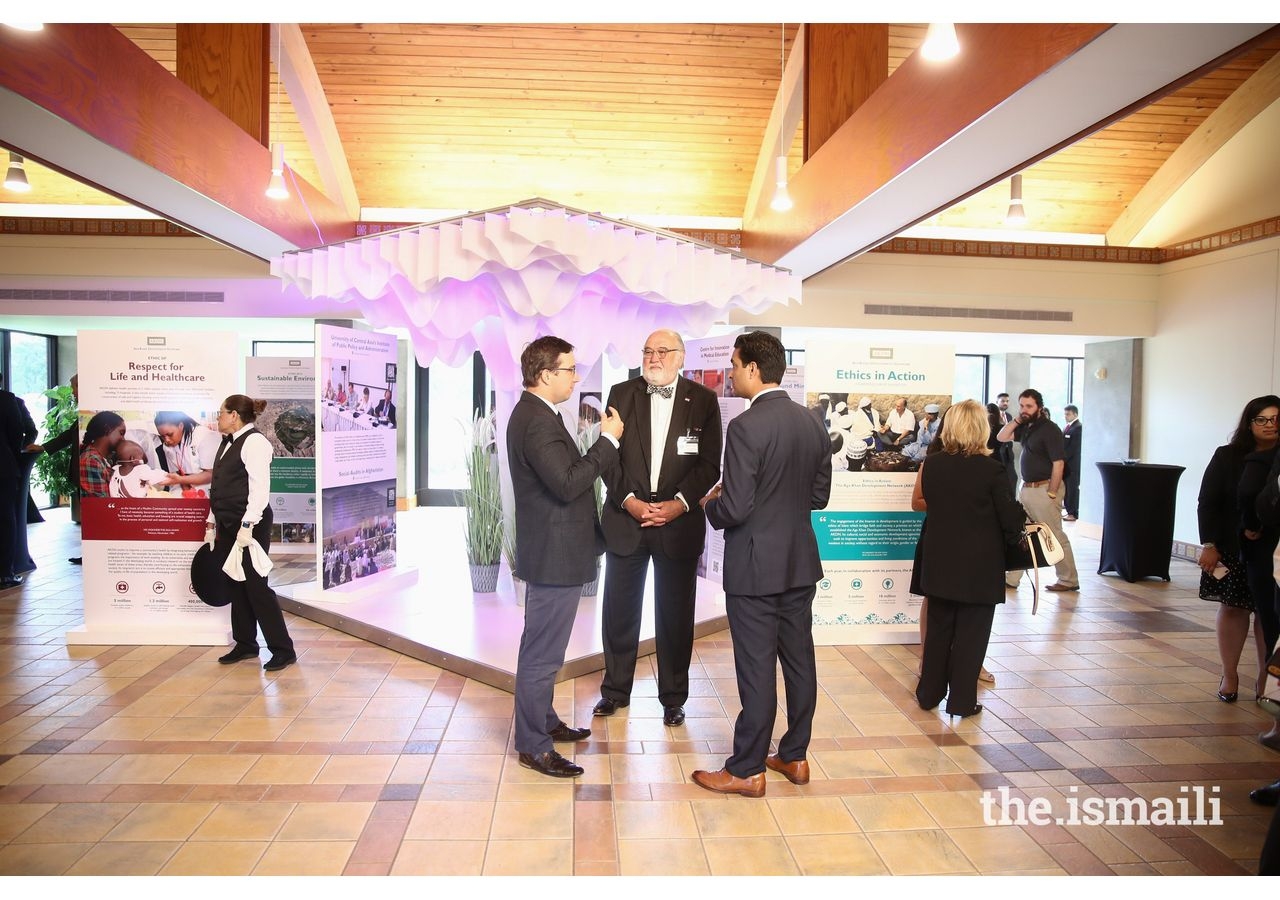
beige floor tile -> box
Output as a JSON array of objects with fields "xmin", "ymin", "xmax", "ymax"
[
  {"xmin": 844, "ymin": 793, "xmax": 938, "ymax": 831},
  {"xmin": 276, "ymin": 801, "xmax": 374, "ymax": 840},
  {"xmin": 866, "ymin": 828, "xmax": 976, "ymax": 875},
  {"xmin": 253, "ymin": 840, "xmax": 355, "ymax": 875},
  {"xmin": 482, "ymin": 839, "xmax": 572, "ymax": 875},
  {"xmin": 614, "ymin": 799, "xmax": 699, "ymax": 839},
  {"xmin": 617, "ymin": 838, "xmax": 710, "ymax": 876},
  {"xmin": 691, "ymin": 797, "xmax": 781, "ymax": 837},
  {"xmin": 10, "ymin": 802, "xmax": 136, "ymax": 843},
  {"xmin": 810, "ymin": 748, "xmax": 895, "ymax": 778},
  {"xmin": 166, "ymin": 753, "xmax": 260, "ymax": 784},
  {"xmin": 703, "ymin": 835, "xmax": 799, "ymax": 875},
  {"xmin": 91, "ymin": 753, "xmax": 189, "ymax": 784},
  {"xmin": 278, "ymin": 717, "xmax": 356, "ymax": 741},
  {"xmin": 877, "ymin": 746, "xmax": 962, "ymax": 776},
  {"xmin": 916, "ymin": 790, "xmax": 995, "ymax": 829},
  {"xmin": 103, "ymin": 801, "xmax": 217, "ymax": 841},
  {"xmin": 82, "ymin": 716, "xmax": 172, "ymax": 741},
  {"xmin": 297, "ymin": 695, "xmax": 370, "ymax": 718},
  {"xmin": 240, "ymin": 753, "xmax": 329, "ymax": 784},
  {"xmin": 146, "ymin": 717, "xmax": 228, "ymax": 741},
  {"xmin": 847, "ymin": 712, "xmax": 922, "ymax": 736},
  {"xmin": 609, "ymin": 752, "xmax": 686, "ymax": 784},
  {"xmin": 0, "ymin": 841, "xmax": 93, "ymax": 875},
  {"xmin": 788, "ymin": 833, "xmax": 889, "ymax": 875},
  {"xmin": 160, "ymin": 840, "xmax": 267, "ymax": 875},
  {"xmin": 1063, "ymin": 739, "xmax": 1158, "ymax": 767},
  {"xmin": 213, "ymin": 716, "xmax": 293, "ymax": 742},
  {"xmin": 346, "ymin": 717, "xmax": 416, "ymax": 741},
  {"xmin": 11, "ymin": 753, "xmax": 118, "ymax": 785},
  {"xmin": 392, "ymin": 839, "xmax": 487, "ymax": 875},
  {"xmin": 64, "ymin": 840, "xmax": 180, "ymax": 875},
  {"xmin": 1123, "ymin": 737, "xmax": 1222, "ymax": 764},
  {"xmin": 389, "ymin": 754, "xmax": 436, "ymax": 784},
  {"xmin": 404, "ymin": 799, "xmax": 496, "ymax": 840},
  {"xmin": 313, "ymin": 753, "xmax": 398, "ymax": 784},
  {"xmin": 767, "ymin": 796, "xmax": 860, "ymax": 835},
  {"xmin": 0, "ymin": 802, "xmax": 55, "ymax": 841},
  {"xmin": 190, "ymin": 801, "xmax": 296, "ymax": 841},
  {"xmin": 489, "ymin": 798, "xmax": 574, "ymax": 840},
  {"xmin": 947, "ymin": 824, "xmax": 1057, "ymax": 871},
  {"xmin": 426, "ymin": 753, "xmax": 505, "ymax": 783},
  {"xmin": 176, "ymin": 693, "xmax": 255, "ymax": 718},
  {"xmin": 117, "ymin": 693, "xmax": 194, "ymax": 717}
]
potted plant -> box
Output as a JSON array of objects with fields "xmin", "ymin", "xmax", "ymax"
[
  {"xmin": 33, "ymin": 383, "xmax": 78, "ymax": 515},
  {"xmin": 459, "ymin": 410, "xmax": 503, "ymax": 593},
  {"xmin": 576, "ymin": 421, "xmax": 605, "ymax": 596}
]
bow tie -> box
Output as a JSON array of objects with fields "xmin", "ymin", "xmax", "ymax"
[
  {"xmin": 221, "ymin": 434, "xmax": 233, "ymax": 445},
  {"xmin": 647, "ymin": 384, "xmax": 674, "ymax": 399}
]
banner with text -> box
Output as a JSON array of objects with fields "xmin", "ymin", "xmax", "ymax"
[
  {"xmin": 71, "ymin": 330, "xmax": 237, "ymax": 645},
  {"xmin": 317, "ymin": 325, "xmax": 398, "ymax": 590},
  {"xmin": 246, "ymin": 357, "xmax": 316, "ymax": 555},
  {"xmin": 804, "ymin": 341, "xmax": 954, "ymax": 644}
]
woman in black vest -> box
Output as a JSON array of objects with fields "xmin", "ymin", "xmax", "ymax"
[{"xmin": 207, "ymin": 394, "xmax": 296, "ymax": 671}]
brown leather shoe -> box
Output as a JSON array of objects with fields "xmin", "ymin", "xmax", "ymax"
[
  {"xmin": 691, "ymin": 767, "xmax": 766, "ymax": 798},
  {"xmin": 765, "ymin": 754, "xmax": 810, "ymax": 785},
  {"xmin": 1045, "ymin": 583, "xmax": 1079, "ymax": 592}
]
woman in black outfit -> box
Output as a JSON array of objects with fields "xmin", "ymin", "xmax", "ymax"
[
  {"xmin": 1197, "ymin": 395, "xmax": 1279, "ymax": 704},
  {"xmin": 207, "ymin": 394, "xmax": 296, "ymax": 671},
  {"xmin": 916, "ymin": 400, "xmax": 1025, "ymax": 718}
]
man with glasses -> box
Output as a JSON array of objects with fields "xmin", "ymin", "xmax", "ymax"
[
  {"xmin": 997, "ymin": 388, "xmax": 1080, "ymax": 592},
  {"xmin": 507, "ymin": 335, "xmax": 624, "ymax": 778},
  {"xmin": 593, "ymin": 329, "xmax": 722, "ymax": 728}
]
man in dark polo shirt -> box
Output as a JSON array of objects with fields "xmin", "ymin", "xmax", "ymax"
[{"xmin": 997, "ymin": 388, "xmax": 1080, "ymax": 592}]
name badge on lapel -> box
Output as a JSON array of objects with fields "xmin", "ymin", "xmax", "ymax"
[{"xmin": 676, "ymin": 430, "xmax": 699, "ymax": 456}]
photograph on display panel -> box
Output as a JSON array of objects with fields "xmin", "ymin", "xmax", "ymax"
[{"xmin": 809, "ymin": 392, "xmax": 951, "ymax": 473}]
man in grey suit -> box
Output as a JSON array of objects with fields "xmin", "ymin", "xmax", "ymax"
[
  {"xmin": 694, "ymin": 331, "xmax": 832, "ymax": 798},
  {"xmin": 507, "ymin": 336, "xmax": 624, "ymax": 778}
]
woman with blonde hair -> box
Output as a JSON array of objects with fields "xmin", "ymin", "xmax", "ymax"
[{"xmin": 915, "ymin": 400, "xmax": 1025, "ymax": 717}]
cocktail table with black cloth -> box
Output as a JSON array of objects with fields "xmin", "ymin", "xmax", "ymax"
[{"xmin": 1096, "ymin": 462, "xmax": 1185, "ymax": 582}]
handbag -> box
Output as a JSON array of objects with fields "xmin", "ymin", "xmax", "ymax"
[{"xmin": 1005, "ymin": 521, "xmax": 1065, "ymax": 614}]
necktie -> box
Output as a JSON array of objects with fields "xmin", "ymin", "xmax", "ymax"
[{"xmin": 647, "ymin": 384, "xmax": 674, "ymax": 399}]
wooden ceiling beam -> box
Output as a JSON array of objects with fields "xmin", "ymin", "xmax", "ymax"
[
  {"xmin": 0, "ymin": 24, "xmax": 353, "ymax": 260},
  {"xmin": 275, "ymin": 24, "xmax": 360, "ymax": 220},
  {"xmin": 743, "ymin": 23, "xmax": 1276, "ymax": 278},
  {"xmin": 1108, "ymin": 47, "xmax": 1280, "ymax": 247}
]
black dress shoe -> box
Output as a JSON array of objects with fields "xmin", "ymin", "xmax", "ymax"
[
  {"xmin": 218, "ymin": 647, "xmax": 260, "ymax": 664},
  {"xmin": 548, "ymin": 722, "xmax": 590, "ymax": 742},
  {"xmin": 263, "ymin": 653, "xmax": 297, "ymax": 672},
  {"xmin": 663, "ymin": 705, "xmax": 686, "ymax": 726},
  {"xmin": 1252, "ymin": 779, "xmax": 1280, "ymax": 806},
  {"xmin": 946, "ymin": 704, "xmax": 983, "ymax": 718},
  {"xmin": 592, "ymin": 697, "xmax": 629, "ymax": 717},
  {"xmin": 518, "ymin": 750, "xmax": 584, "ymax": 778},
  {"xmin": 69, "ymin": 557, "xmax": 82, "ymax": 565},
  {"xmin": 0, "ymin": 575, "xmax": 23, "ymax": 589}
]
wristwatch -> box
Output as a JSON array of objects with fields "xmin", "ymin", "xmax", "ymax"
[{"xmin": 241, "ymin": 520, "xmax": 253, "ymax": 529}]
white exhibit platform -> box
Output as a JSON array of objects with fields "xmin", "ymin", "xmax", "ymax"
[{"xmin": 274, "ymin": 506, "xmax": 729, "ymax": 691}]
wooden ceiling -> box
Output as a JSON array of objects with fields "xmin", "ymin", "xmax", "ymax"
[{"xmin": 5, "ymin": 23, "xmax": 1279, "ymax": 242}]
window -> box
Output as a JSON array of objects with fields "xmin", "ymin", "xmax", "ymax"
[
  {"xmin": 1029, "ymin": 356, "xmax": 1084, "ymax": 420},
  {"xmin": 954, "ymin": 354, "xmax": 988, "ymax": 405}
]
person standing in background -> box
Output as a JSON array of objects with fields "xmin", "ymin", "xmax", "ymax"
[
  {"xmin": 0, "ymin": 372, "xmax": 36, "ymax": 588},
  {"xmin": 1062, "ymin": 405, "xmax": 1082, "ymax": 521}
]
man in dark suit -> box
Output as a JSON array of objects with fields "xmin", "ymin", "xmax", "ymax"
[
  {"xmin": 374, "ymin": 388, "xmax": 396, "ymax": 427},
  {"xmin": 507, "ymin": 335, "xmax": 624, "ymax": 778},
  {"xmin": 1062, "ymin": 404, "xmax": 1082, "ymax": 520},
  {"xmin": 593, "ymin": 329, "xmax": 722, "ymax": 727},
  {"xmin": 0, "ymin": 372, "xmax": 33, "ymax": 588},
  {"xmin": 693, "ymin": 331, "xmax": 832, "ymax": 798}
]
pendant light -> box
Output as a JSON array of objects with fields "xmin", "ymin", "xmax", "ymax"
[
  {"xmin": 1005, "ymin": 174, "xmax": 1027, "ymax": 227},
  {"xmin": 921, "ymin": 23, "xmax": 960, "ymax": 61},
  {"xmin": 4, "ymin": 152, "xmax": 31, "ymax": 192},
  {"xmin": 265, "ymin": 25, "xmax": 288, "ymax": 201}
]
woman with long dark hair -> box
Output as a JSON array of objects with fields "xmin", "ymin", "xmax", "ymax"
[
  {"xmin": 1198, "ymin": 394, "xmax": 1280, "ymax": 707},
  {"xmin": 915, "ymin": 400, "xmax": 1025, "ymax": 718},
  {"xmin": 207, "ymin": 394, "xmax": 296, "ymax": 671},
  {"xmin": 78, "ymin": 411, "xmax": 125, "ymax": 498},
  {"xmin": 149, "ymin": 410, "xmax": 220, "ymax": 495}
]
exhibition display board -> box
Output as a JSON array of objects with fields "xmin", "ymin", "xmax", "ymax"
[
  {"xmin": 316, "ymin": 324, "xmax": 400, "ymax": 592},
  {"xmin": 245, "ymin": 357, "xmax": 316, "ymax": 555},
  {"xmin": 69, "ymin": 330, "xmax": 237, "ymax": 645},
  {"xmin": 804, "ymin": 341, "xmax": 955, "ymax": 645}
]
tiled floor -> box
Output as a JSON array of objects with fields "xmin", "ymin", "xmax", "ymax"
[{"xmin": 2, "ymin": 508, "xmax": 1278, "ymax": 876}]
